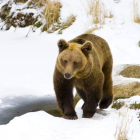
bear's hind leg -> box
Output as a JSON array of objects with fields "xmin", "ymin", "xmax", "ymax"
[
  {"xmin": 99, "ymin": 62, "xmax": 113, "ymax": 109},
  {"xmin": 82, "ymin": 86, "xmax": 103, "ymax": 118}
]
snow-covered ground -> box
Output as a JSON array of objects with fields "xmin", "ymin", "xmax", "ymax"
[
  {"xmin": 0, "ymin": 0, "xmax": 140, "ymax": 139},
  {"xmin": 0, "ymin": 100, "xmax": 140, "ymax": 140}
]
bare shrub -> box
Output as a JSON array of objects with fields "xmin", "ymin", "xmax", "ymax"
[
  {"xmin": 86, "ymin": 0, "xmax": 114, "ymax": 30},
  {"xmin": 86, "ymin": 0, "xmax": 106, "ymax": 24},
  {"xmin": 115, "ymin": 108, "xmax": 133, "ymax": 140}
]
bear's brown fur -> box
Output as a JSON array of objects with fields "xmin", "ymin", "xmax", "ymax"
[{"xmin": 53, "ymin": 34, "xmax": 113, "ymax": 119}]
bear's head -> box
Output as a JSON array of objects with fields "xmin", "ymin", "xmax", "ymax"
[{"xmin": 56, "ymin": 39, "xmax": 93, "ymax": 79}]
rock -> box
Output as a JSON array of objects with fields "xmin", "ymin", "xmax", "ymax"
[
  {"xmin": 74, "ymin": 82, "xmax": 140, "ymax": 104},
  {"xmin": 119, "ymin": 65, "xmax": 140, "ymax": 78},
  {"xmin": 113, "ymin": 64, "xmax": 140, "ymax": 99},
  {"xmin": 113, "ymin": 82, "xmax": 140, "ymax": 99},
  {"xmin": 0, "ymin": 0, "xmax": 41, "ymax": 30}
]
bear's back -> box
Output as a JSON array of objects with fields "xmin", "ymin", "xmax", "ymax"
[{"xmin": 69, "ymin": 34, "xmax": 112, "ymax": 67}]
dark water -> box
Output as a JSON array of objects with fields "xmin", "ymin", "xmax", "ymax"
[
  {"xmin": 114, "ymin": 0, "xmax": 121, "ymax": 3},
  {"xmin": 0, "ymin": 95, "xmax": 61, "ymax": 125}
]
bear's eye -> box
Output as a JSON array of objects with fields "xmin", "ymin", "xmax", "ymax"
[
  {"xmin": 73, "ymin": 61, "xmax": 78, "ymax": 65},
  {"xmin": 64, "ymin": 60, "xmax": 67, "ymax": 64}
]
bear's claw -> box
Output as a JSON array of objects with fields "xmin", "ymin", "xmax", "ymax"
[{"xmin": 63, "ymin": 115, "xmax": 78, "ymax": 120}]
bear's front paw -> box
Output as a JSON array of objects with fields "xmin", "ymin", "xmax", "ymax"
[
  {"xmin": 83, "ymin": 110, "xmax": 96, "ymax": 118},
  {"xmin": 63, "ymin": 115, "xmax": 78, "ymax": 120},
  {"xmin": 63, "ymin": 109, "xmax": 78, "ymax": 120}
]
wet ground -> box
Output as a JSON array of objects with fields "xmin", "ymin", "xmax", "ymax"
[{"xmin": 0, "ymin": 95, "xmax": 61, "ymax": 125}]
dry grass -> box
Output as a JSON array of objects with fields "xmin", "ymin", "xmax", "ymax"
[
  {"xmin": 130, "ymin": 102, "xmax": 140, "ymax": 109},
  {"xmin": 58, "ymin": 14, "xmax": 76, "ymax": 34},
  {"xmin": 133, "ymin": 0, "xmax": 140, "ymax": 23},
  {"xmin": 108, "ymin": 11, "xmax": 113, "ymax": 18},
  {"xmin": 86, "ymin": 0, "xmax": 113, "ymax": 26},
  {"xmin": 42, "ymin": 0, "xmax": 75, "ymax": 33},
  {"xmin": 111, "ymin": 101, "xmax": 125, "ymax": 110},
  {"xmin": 86, "ymin": 0, "xmax": 106, "ymax": 24},
  {"xmin": 18, "ymin": 0, "xmax": 75, "ymax": 33},
  {"xmin": 105, "ymin": 11, "xmax": 114, "ymax": 18},
  {"xmin": 28, "ymin": 0, "xmax": 75, "ymax": 33},
  {"xmin": 85, "ymin": 24, "xmax": 101, "ymax": 34},
  {"xmin": 42, "ymin": 0, "xmax": 62, "ymax": 32},
  {"xmin": 115, "ymin": 108, "xmax": 133, "ymax": 140},
  {"xmin": 85, "ymin": 28, "xmax": 95, "ymax": 34},
  {"xmin": 28, "ymin": 0, "xmax": 62, "ymax": 32}
]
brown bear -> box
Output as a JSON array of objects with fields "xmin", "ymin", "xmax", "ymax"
[{"xmin": 53, "ymin": 34, "xmax": 113, "ymax": 120}]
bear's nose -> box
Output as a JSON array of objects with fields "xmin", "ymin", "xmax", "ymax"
[{"xmin": 64, "ymin": 73, "xmax": 71, "ymax": 79}]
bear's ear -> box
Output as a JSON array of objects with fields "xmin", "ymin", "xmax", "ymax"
[
  {"xmin": 81, "ymin": 41, "xmax": 92, "ymax": 56},
  {"xmin": 57, "ymin": 39, "xmax": 69, "ymax": 52}
]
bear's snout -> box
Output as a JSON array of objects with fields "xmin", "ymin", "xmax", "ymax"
[{"xmin": 64, "ymin": 73, "xmax": 71, "ymax": 79}]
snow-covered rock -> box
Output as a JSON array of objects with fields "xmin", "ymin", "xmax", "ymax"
[{"xmin": 119, "ymin": 65, "xmax": 140, "ymax": 78}]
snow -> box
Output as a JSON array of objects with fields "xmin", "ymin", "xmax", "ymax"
[
  {"xmin": 0, "ymin": 99, "xmax": 2, "ymax": 105},
  {"xmin": 0, "ymin": 27, "xmax": 58, "ymax": 97},
  {"xmin": 0, "ymin": 101, "xmax": 140, "ymax": 140},
  {"xmin": 115, "ymin": 96, "xmax": 140, "ymax": 105},
  {"xmin": 0, "ymin": 0, "xmax": 140, "ymax": 139},
  {"xmin": 0, "ymin": 110, "xmax": 117, "ymax": 140}
]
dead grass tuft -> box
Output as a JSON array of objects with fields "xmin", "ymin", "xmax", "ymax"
[
  {"xmin": 58, "ymin": 14, "xmax": 76, "ymax": 34},
  {"xmin": 115, "ymin": 108, "xmax": 133, "ymax": 140},
  {"xmin": 105, "ymin": 11, "xmax": 114, "ymax": 18},
  {"xmin": 42, "ymin": 0, "xmax": 62, "ymax": 32},
  {"xmin": 112, "ymin": 101, "xmax": 125, "ymax": 110},
  {"xmin": 41, "ymin": 0, "xmax": 76, "ymax": 33},
  {"xmin": 86, "ymin": 0, "xmax": 106, "ymax": 24},
  {"xmin": 133, "ymin": 0, "xmax": 140, "ymax": 23},
  {"xmin": 85, "ymin": 24, "xmax": 101, "ymax": 34},
  {"xmin": 130, "ymin": 102, "xmax": 140, "ymax": 109}
]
